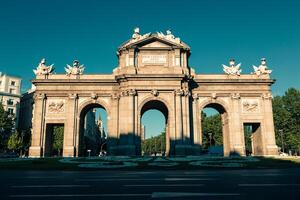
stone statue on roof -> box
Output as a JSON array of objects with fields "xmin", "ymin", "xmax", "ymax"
[
  {"xmin": 252, "ymin": 58, "xmax": 272, "ymax": 76},
  {"xmin": 157, "ymin": 30, "xmax": 181, "ymax": 44},
  {"xmin": 65, "ymin": 60, "xmax": 85, "ymax": 75},
  {"xmin": 33, "ymin": 58, "xmax": 54, "ymax": 75},
  {"xmin": 222, "ymin": 59, "xmax": 242, "ymax": 76}
]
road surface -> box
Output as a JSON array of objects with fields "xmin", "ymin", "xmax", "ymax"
[{"xmin": 1, "ymin": 168, "xmax": 300, "ymax": 199}]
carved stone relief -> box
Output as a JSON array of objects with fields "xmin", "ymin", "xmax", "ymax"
[
  {"xmin": 242, "ymin": 99, "xmax": 260, "ymax": 113},
  {"xmin": 48, "ymin": 100, "xmax": 65, "ymax": 113}
]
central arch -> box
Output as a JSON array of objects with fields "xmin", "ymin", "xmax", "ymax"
[{"xmin": 137, "ymin": 99, "xmax": 170, "ymax": 156}]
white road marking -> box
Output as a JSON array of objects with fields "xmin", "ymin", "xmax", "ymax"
[
  {"xmin": 125, "ymin": 172, "xmax": 155, "ymax": 175},
  {"xmin": 239, "ymin": 184, "xmax": 300, "ymax": 187},
  {"xmin": 9, "ymin": 194, "xmax": 150, "ymax": 198},
  {"xmin": 241, "ymin": 174, "xmax": 286, "ymax": 177},
  {"xmin": 167, "ymin": 174, "xmax": 219, "ymax": 177},
  {"xmin": 75, "ymin": 178, "xmax": 162, "ymax": 181},
  {"xmin": 165, "ymin": 178, "xmax": 215, "ymax": 181},
  {"xmin": 11, "ymin": 185, "xmax": 90, "ymax": 188},
  {"xmin": 23, "ymin": 177, "xmax": 62, "ymax": 179},
  {"xmin": 124, "ymin": 184, "xmax": 204, "ymax": 187},
  {"xmin": 151, "ymin": 192, "xmax": 240, "ymax": 198},
  {"xmin": 85, "ymin": 175, "xmax": 138, "ymax": 178}
]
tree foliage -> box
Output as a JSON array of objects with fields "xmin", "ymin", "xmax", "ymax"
[
  {"xmin": 0, "ymin": 103, "xmax": 14, "ymax": 151},
  {"xmin": 273, "ymin": 88, "xmax": 300, "ymax": 153},
  {"xmin": 52, "ymin": 126, "xmax": 64, "ymax": 156},
  {"xmin": 7, "ymin": 131, "xmax": 22, "ymax": 152},
  {"xmin": 142, "ymin": 131, "xmax": 166, "ymax": 155},
  {"xmin": 202, "ymin": 112, "xmax": 222, "ymax": 149}
]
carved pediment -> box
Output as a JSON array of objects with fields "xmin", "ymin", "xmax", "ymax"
[
  {"xmin": 141, "ymin": 40, "xmax": 171, "ymax": 48},
  {"xmin": 119, "ymin": 35, "xmax": 190, "ymax": 50}
]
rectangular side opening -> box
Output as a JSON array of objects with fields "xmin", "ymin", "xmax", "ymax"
[{"xmin": 44, "ymin": 123, "xmax": 64, "ymax": 157}]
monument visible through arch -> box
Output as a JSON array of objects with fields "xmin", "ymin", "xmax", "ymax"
[{"xmin": 29, "ymin": 28, "xmax": 278, "ymax": 157}]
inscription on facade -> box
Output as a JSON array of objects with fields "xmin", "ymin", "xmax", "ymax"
[{"xmin": 142, "ymin": 55, "xmax": 167, "ymax": 64}]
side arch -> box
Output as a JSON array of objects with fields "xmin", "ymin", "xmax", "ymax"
[
  {"xmin": 198, "ymin": 97, "xmax": 231, "ymax": 156},
  {"xmin": 198, "ymin": 98, "xmax": 230, "ymax": 114}
]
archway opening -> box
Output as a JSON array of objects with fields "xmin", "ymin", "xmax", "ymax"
[
  {"xmin": 79, "ymin": 104, "xmax": 108, "ymax": 157},
  {"xmin": 44, "ymin": 123, "xmax": 64, "ymax": 157},
  {"xmin": 201, "ymin": 103, "xmax": 229, "ymax": 156},
  {"xmin": 139, "ymin": 100, "xmax": 169, "ymax": 156},
  {"xmin": 243, "ymin": 123, "xmax": 263, "ymax": 156}
]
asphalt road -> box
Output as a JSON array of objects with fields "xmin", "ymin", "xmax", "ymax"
[{"xmin": 1, "ymin": 168, "xmax": 300, "ymax": 200}]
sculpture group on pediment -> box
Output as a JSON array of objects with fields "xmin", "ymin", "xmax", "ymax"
[
  {"xmin": 157, "ymin": 29, "xmax": 181, "ymax": 44},
  {"xmin": 33, "ymin": 58, "xmax": 54, "ymax": 76},
  {"xmin": 127, "ymin": 27, "xmax": 151, "ymax": 45}
]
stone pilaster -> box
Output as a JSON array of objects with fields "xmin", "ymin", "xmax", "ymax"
[
  {"xmin": 113, "ymin": 89, "xmax": 137, "ymax": 155},
  {"xmin": 182, "ymin": 89, "xmax": 191, "ymax": 144},
  {"xmin": 174, "ymin": 89, "xmax": 183, "ymax": 144},
  {"xmin": 192, "ymin": 94, "xmax": 201, "ymax": 146},
  {"xmin": 63, "ymin": 93, "xmax": 78, "ymax": 157},
  {"xmin": 262, "ymin": 93, "xmax": 279, "ymax": 155},
  {"xmin": 230, "ymin": 93, "xmax": 245, "ymax": 156},
  {"xmin": 29, "ymin": 93, "xmax": 46, "ymax": 157}
]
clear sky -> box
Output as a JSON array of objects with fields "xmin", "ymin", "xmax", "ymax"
[{"xmin": 0, "ymin": 0, "xmax": 299, "ymax": 137}]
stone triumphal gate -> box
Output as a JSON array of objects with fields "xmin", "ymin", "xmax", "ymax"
[{"xmin": 29, "ymin": 28, "xmax": 278, "ymax": 157}]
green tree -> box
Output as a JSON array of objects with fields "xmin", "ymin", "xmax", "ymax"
[
  {"xmin": 52, "ymin": 126, "xmax": 64, "ymax": 156},
  {"xmin": 273, "ymin": 88, "xmax": 300, "ymax": 154},
  {"xmin": 202, "ymin": 113, "xmax": 222, "ymax": 149},
  {"xmin": 141, "ymin": 130, "xmax": 166, "ymax": 155},
  {"xmin": 0, "ymin": 103, "xmax": 14, "ymax": 151},
  {"xmin": 7, "ymin": 131, "xmax": 22, "ymax": 154}
]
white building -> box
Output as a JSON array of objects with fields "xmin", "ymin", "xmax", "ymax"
[{"xmin": 0, "ymin": 72, "xmax": 22, "ymax": 124}]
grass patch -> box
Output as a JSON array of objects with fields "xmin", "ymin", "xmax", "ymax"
[{"xmin": 0, "ymin": 156, "xmax": 299, "ymax": 170}]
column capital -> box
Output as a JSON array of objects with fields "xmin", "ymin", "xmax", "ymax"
[
  {"xmin": 261, "ymin": 92, "xmax": 273, "ymax": 100},
  {"xmin": 68, "ymin": 93, "xmax": 78, "ymax": 99},
  {"xmin": 174, "ymin": 89, "xmax": 184, "ymax": 96},
  {"xmin": 192, "ymin": 93, "xmax": 199, "ymax": 100},
  {"xmin": 34, "ymin": 93, "xmax": 46, "ymax": 100},
  {"xmin": 128, "ymin": 89, "xmax": 137, "ymax": 96},
  {"xmin": 231, "ymin": 93, "xmax": 240, "ymax": 100}
]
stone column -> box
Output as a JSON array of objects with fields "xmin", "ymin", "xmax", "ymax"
[
  {"xmin": 262, "ymin": 93, "xmax": 279, "ymax": 155},
  {"xmin": 109, "ymin": 93, "xmax": 120, "ymax": 146},
  {"xmin": 182, "ymin": 89, "xmax": 191, "ymax": 144},
  {"xmin": 29, "ymin": 93, "xmax": 46, "ymax": 157},
  {"xmin": 192, "ymin": 94, "xmax": 201, "ymax": 146},
  {"xmin": 117, "ymin": 89, "xmax": 137, "ymax": 155},
  {"xmin": 63, "ymin": 93, "xmax": 78, "ymax": 157},
  {"xmin": 174, "ymin": 89, "xmax": 183, "ymax": 144}
]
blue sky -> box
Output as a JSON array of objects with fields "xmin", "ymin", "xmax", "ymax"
[{"xmin": 0, "ymin": 0, "xmax": 299, "ymax": 137}]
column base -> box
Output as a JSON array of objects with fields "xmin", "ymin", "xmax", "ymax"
[
  {"xmin": 29, "ymin": 146, "xmax": 42, "ymax": 158},
  {"xmin": 265, "ymin": 145, "xmax": 279, "ymax": 155},
  {"xmin": 63, "ymin": 146, "xmax": 76, "ymax": 157},
  {"xmin": 175, "ymin": 145, "xmax": 201, "ymax": 156},
  {"xmin": 229, "ymin": 145, "xmax": 246, "ymax": 156},
  {"xmin": 109, "ymin": 145, "xmax": 137, "ymax": 156}
]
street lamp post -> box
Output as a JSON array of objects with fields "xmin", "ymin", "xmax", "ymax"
[
  {"xmin": 208, "ymin": 132, "xmax": 212, "ymax": 147},
  {"xmin": 279, "ymin": 129, "xmax": 284, "ymax": 153}
]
